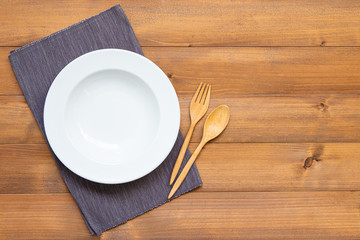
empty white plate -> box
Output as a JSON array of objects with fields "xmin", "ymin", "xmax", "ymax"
[{"xmin": 44, "ymin": 49, "xmax": 180, "ymax": 184}]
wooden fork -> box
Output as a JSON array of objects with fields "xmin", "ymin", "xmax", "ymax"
[
  {"xmin": 169, "ymin": 83, "xmax": 211, "ymax": 185},
  {"xmin": 168, "ymin": 105, "xmax": 230, "ymax": 199}
]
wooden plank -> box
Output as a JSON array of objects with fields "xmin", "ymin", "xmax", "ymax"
[
  {"xmin": 3, "ymin": 47, "xmax": 360, "ymax": 96},
  {"xmin": 197, "ymin": 143, "xmax": 360, "ymax": 192},
  {"xmin": 0, "ymin": 48, "xmax": 19, "ymax": 95},
  {"xmin": 1, "ymin": 0, "xmax": 360, "ymax": 47},
  {"xmin": 1, "ymin": 192, "xmax": 360, "ymax": 239},
  {"xmin": 148, "ymin": 47, "xmax": 360, "ymax": 96},
  {"xmin": 1, "ymin": 95, "xmax": 360, "ymax": 144},
  {"xmin": 0, "ymin": 194, "xmax": 98, "ymax": 240},
  {"xmin": 1, "ymin": 143, "xmax": 360, "ymax": 194},
  {"xmin": 0, "ymin": 144, "xmax": 66, "ymax": 194},
  {"xmin": 0, "ymin": 96, "xmax": 43, "ymax": 144}
]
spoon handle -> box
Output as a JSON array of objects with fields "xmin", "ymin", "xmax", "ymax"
[
  {"xmin": 168, "ymin": 141, "xmax": 205, "ymax": 199},
  {"xmin": 170, "ymin": 123, "xmax": 195, "ymax": 185}
]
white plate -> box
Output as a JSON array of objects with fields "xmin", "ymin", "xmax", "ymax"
[{"xmin": 44, "ymin": 49, "xmax": 180, "ymax": 184}]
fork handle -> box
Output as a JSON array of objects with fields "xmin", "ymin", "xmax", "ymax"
[
  {"xmin": 168, "ymin": 140, "xmax": 205, "ymax": 199},
  {"xmin": 169, "ymin": 123, "xmax": 195, "ymax": 185}
]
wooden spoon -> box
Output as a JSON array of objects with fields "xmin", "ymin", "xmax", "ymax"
[{"xmin": 168, "ymin": 105, "xmax": 230, "ymax": 199}]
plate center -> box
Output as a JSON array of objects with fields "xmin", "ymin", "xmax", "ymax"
[{"xmin": 65, "ymin": 69, "xmax": 160, "ymax": 164}]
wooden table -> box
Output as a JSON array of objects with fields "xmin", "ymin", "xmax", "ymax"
[{"xmin": 1, "ymin": 1, "xmax": 360, "ymax": 239}]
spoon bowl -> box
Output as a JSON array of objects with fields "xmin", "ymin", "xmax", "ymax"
[{"xmin": 202, "ymin": 105, "xmax": 230, "ymax": 143}]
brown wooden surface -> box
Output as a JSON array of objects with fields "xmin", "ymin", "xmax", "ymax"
[
  {"xmin": 3, "ymin": 47, "xmax": 360, "ymax": 96},
  {"xmin": 1, "ymin": 0, "xmax": 360, "ymax": 239},
  {"xmin": 1, "ymin": 0, "xmax": 360, "ymax": 47},
  {"xmin": 2, "ymin": 143, "xmax": 360, "ymax": 194},
  {"xmin": 1, "ymin": 192, "xmax": 360, "ymax": 240}
]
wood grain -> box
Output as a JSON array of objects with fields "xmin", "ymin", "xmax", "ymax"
[
  {"xmin": 1, "ymin": 192, "xmax": 360, "ymax": 240},
  {"xmin": 1, "ymin": 0, "xmax": 360, "ymax": 47},
  {"xmin": 0, "ymin": 96, "xmax": 42, "ymax": 144},
  {"xmin": 149, "ymin": 47, "xmax": 360, "ymax": 97},
  {"xmin": 0, "ymin": 48, "xmax": 18, "ymax": 95},
  {"xmin": 0, "ymin": 194, "xmax": 98, "ymax": 240},
  {"xmin": 0, "ymin": 144, "xmax": 65, "ymax": 194},
  {"xmin": 2, "ymin": 47, "xmax": 360, "ymax": 96},
  {"xmin": 2, "ymin": 143, "xmax": 360, "ymax": 194},
  {"xmin": 1, "ymin": 95, "xmax": 360, "ymax": 144}
]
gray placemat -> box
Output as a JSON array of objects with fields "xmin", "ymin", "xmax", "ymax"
[{"xmin": 8, "ymin": 4, "xmax": 202, "ymax": 235}]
